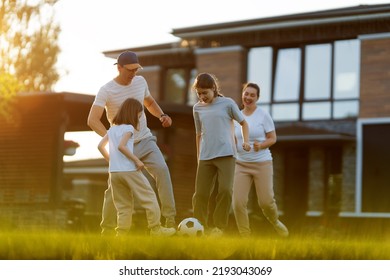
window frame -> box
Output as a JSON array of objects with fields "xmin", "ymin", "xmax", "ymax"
[{"xmin": 247, "ymin": 39, "xmax": 360, "ymax": 122}]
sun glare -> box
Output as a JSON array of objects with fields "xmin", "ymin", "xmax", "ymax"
[{"xmin": 64, "ymin": 131, "xmax": 102, "ymax": 162}]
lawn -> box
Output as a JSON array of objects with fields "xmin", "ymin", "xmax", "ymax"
[{"xmin": 1, "ymin": 227, "xmax": 389, "ymax": 260}]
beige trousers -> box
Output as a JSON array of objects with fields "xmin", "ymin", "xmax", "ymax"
[
  {"xmin": 109, "ymin": 171, "xmax": 161, "ymax": 234},
  {"xmin": 232, "ymin": 160, "xmax": 279, "ymax": 236}
]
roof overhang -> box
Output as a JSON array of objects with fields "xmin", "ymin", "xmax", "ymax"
[{"xmin": 172, "ymin": 4, "xmax": 390, "ymax": 39}]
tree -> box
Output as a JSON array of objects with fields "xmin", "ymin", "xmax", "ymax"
[
  {"xmin": 0, "ymin": 72, "xmax": 23, "ymax": 122},
  {"xmin": 0, "ymin": 0, "xmax": 60, "ymax": 92}
]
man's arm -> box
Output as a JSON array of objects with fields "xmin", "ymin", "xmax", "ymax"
[
  {"xmin": 97, "ymin": 134, "xmax": 110, "ymax": 162},
  {"xmin": 87, "ymin": 105, "xmax": 107, "ymax": 137},
  {"xmin": 143, "ymin": 95, "xmax": 172, "ymax": 128}
]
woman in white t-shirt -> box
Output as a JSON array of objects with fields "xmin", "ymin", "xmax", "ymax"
[
  {"xmin": 233, "ymin": 83, "xmax": 289, "ymax": 238},
  {"xmin": 98, "ymin": 98, "xmax": 175, "ymax": 237}
]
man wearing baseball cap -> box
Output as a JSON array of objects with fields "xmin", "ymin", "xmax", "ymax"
[
  {"xmin": 88, "ymin": 51, "xmax": 177, "ymax": 235},
  {"xmin": 114, "ymin": 51, "xmax": 143, "ymax": 70}
]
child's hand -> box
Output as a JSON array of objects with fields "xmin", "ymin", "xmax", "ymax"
[
  {"xmin": 135, "ymin": 160, "xmax": 145, "ymax": 170},
  {"xmin": 242, "ymin": 142, "xmax": 251, "ymax": 151}
]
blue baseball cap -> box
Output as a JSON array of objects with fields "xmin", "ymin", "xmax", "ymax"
[{"xmin": 114, "ymin": 51, "xmax": 142, "ymax": 70}]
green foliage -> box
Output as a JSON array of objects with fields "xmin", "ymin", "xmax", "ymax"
[
  {"xmin": 0, "ymin": 72, "xmax": 23, "ymax": 121},
  {"xmin": 0, "ymin": 0, "xmax": 60, "ymax": 92}
]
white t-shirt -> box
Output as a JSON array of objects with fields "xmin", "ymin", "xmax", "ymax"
[
  {"xmin": 234, "ymin": 107, "xmax": 274, "ymax": 162},
  {"xmin": 93, "ymin": 76, "xmax": 152, "ymax": 142},
  {"xmin": 107, "ymin": 125, "xmax": 136, "ymax": 172}
]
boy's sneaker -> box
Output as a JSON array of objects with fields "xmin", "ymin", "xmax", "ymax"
[
  {"xmin": 165, "ymin": 217, "xmax": 176, "ymax": 228},
  {"xmin": 272, "ymin": 220, "xmax": 289, "ymax": 237},
  {"xmin": 150, "ymin": 226, "xmax": 176, "ymax": 237},
  {"xmin": 209, "ymin": 227, "xmax": 224, "ymax": 237}
]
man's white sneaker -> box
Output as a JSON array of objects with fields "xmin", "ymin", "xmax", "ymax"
[
  {"xmin": 272, "ymin": 220, "xmax": 289, "ymax": 237},
  {"xmin": 150, "ymin": 226, "xmax": 176, "ymax": 237}
]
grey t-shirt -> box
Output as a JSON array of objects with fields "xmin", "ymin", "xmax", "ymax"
[{"xmin": 193, "ymin": 96, "xmax": 245, "ymax": 160}]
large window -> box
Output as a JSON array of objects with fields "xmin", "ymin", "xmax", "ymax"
[
  {"xmin": 333, "ymin": 40, "xmax": 360, "ymax": 118},
  {"xmin": 247, "ymin": 39, "xmax": 360, "ymax": 121},
  {"xmin": 248, "ymin": 47, "xmax": 272, "ymax": 113},
  {"xmin": 273, "ymin": 48, "xmax": 301, "ymax": 121},
  {"xmin": 164, "ymin": 68, "xmax": 187, "ymax": 104},
  {"xmin": 163, "ymin": 67, "xmax": 197, "ymax": 105},
  {"xmin": 303, "ymin": 44, "xmax": 332, "ymax": 120}
]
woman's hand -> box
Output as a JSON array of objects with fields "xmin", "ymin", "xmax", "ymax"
[
  {"xmin": 253, "ymin": 141, "xmax": 262, "ymax": 152},
  {"xmin": 242, "ymin": 142, "xmax": 251, "ymax": 151}
]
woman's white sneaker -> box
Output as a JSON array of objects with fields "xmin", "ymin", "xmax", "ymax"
[{"xmin": 272, "ymin": 220, "xmax": 289, "ymax": 237}]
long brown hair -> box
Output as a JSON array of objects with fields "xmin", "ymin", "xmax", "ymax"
[
  {"xmin": 192, "ymin": 72, "xmax": 223, "ymax": 97},
  {"xmin": 112, "ymin": 98, "xmax": 143, "ymax": 130}
]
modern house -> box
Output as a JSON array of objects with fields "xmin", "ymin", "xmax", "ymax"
[
  {"xmin": 102, "ymin": 4, "xmax": 390, "ymax": 226},
  {"xmin": 1, "ymin": 4, "xmax": 389, "ymax": 230}
]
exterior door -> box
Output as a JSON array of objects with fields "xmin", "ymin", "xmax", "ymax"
[{"xmin": 283, "ymin": 147, "xmax": 309, "ymax": 227}]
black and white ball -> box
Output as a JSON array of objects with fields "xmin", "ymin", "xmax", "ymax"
[{"xmin": 177, "ymin": 217, "xmax": 204, "ymax": 237}]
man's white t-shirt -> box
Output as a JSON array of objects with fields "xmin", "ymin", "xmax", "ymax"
[{"xmin": 93, "ymin": 76, "xmax": 152, "ymax": 142}]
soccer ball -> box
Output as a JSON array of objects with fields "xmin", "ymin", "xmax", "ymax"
[{"xmin": 177, "ymin": 217, "xmax": 204, "ymax": 237}]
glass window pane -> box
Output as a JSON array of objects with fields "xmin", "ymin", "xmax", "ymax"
[
  {"xmin": 333, "ymin": 39, "xmax": 360, "ymax": 99},
  {"xmin": 259, "ymin": 104, "xmax": 271, "ymax": 115},
  {"xmin": 305, "ymin": 44, "xmax": 332, "ymax": 100},
  {"xmin": 187, "ymin": 68, "xmax": 198, "ymax": 106},
  {"xmin": 274, "ymin": 48, "xmax": 301, "ymax": 101},
  {"xmin": 303, "ymin": 102, "xmax": 331, "ymax": 120},
  {"xmin": 333, "ymin": 100, "xmax": 359, "ymax": 119},
  {"xmin": 272, "ymin": 103, "xmax": 299, "ymax": 121},
  {"xmin": 247, "ymin": 47, "xmax": 273, "ymax": 103},
  {"xmin": 164, "ymin": 69, "xmax": 186, "ymax": 104}
]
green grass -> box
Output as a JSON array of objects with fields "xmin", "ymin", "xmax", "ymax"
[{"xmin": 1, "ymin": 229, "xmax": 389, "ymax": 260}]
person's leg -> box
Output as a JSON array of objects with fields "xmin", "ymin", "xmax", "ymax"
[
  {"xmin": 213, "ymin": 156, "xmax": 236, "ymax": 230},
  {"xmin": 100, "ymin": 177, "xmax": 133, "ymax": 235},
  {"xmin": 253, "ymin": 161, "xmax": 278, "ymax": 222},
  {"xmin": 123, "ymin": 171, "xmax": 161, "ymax": 229},
  {"xmin": 232, "ymin": 161, "xmax": 254, "ymax": 237},
  {"xmin": 193, "ymin": 160, "xmax": 216, "ymax": 228},
  {"xmin": 253, "ymin": 161, "xmax": 288, "ymax": 237},
  {"xmin": 124, "ymin": 171, "xmax": 176, "ymax": 237},
  {"xmin": 109, "ymin": 173, "xmax": 134, "ymax": 235},
  {"xmin": 134, "ymin": 136, "xmax": 176, "ymax": 226}
]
